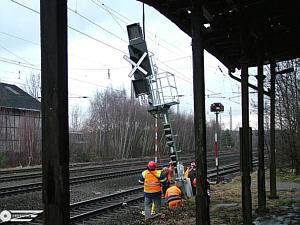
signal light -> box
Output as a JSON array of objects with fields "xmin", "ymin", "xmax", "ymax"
[
  {"xmin": 127, "ymin": 23, "xmax": 152, "ymax": 80},
  {"xmin": 210, "ymin": 102, "xmax": 224, "ymax": 112}
]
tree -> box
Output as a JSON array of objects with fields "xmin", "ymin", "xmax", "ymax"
[
  {"xmin": 70, "ymin": 105, "xmax": 83, "ymax": 131},
  {"xmin": 265, "ymin": 58, "xmax": 300, "ymax": 174},
  {"xmin": 80, "ymin": 87, "xmax": 199, "ymax": 162},
  {"xmin": 22, "ymin": 72, "xmax": 41, "ymax": 99},
  {"xmin": 221, "ymin": 129, "xmax": 235, "ymax": 148}
]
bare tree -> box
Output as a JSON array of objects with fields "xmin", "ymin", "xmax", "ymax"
[
  {"xmin": 23, "ymin": 73, "xmax": 41, "ymax": 99},
  {"xmin": 79, "ymin": 86, "xmax": 216, "ymax": 162},
  {"xmin": 70, "ymin": 105, "xmax": 83, "ymax": 131},
  {"xmin": 265, "ymin": 59, "xmax": 300, "ymax": 174}
]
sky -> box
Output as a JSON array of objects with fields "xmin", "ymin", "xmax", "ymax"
[{"xmin": 0, "ymin": 0, "xmax": 263, "ymax": 130}]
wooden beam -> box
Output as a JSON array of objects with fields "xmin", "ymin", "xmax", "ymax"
[
  {"xmin": 40, "ymin": 1, "xmax": 70, "ymax": 224},
  {"xmin": 269, "ymin": 60, "xmax": 278, "ymax": 199},
  {"xmin": 191, "ymin": 1, "xmax": 210, "ymax": 225},
  {"xmin": 256, "ymin": 60, "xmax": 267, "ymax": 213},
  {"xmin": 241, "ymin": 65, "xmax": 252, "ymax": 224},
  {"xmin": 229, "ymin": 72, "xmax": 270, "ymax": 97}
]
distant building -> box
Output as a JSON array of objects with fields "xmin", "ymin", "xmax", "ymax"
[{"xmin": 0, "ymin": 82, "xmax": 41, "ymax": 164}]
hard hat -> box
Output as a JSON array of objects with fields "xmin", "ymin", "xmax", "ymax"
[{"xmin": 148, "ymin": 161, "xmax": 157, "ymax": 170}]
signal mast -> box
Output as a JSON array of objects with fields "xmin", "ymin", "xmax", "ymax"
[
  {"xmin": 210, "ymin": 102, "xmax": 224, "ymax": 183},
  {"xmin": 124, "ymin": 23, "xmax": 189, "ymax": 196}
]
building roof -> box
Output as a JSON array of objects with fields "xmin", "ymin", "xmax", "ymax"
[
  {"xmin": 0, "ymin": 82, "xmax": 41, "ymax": 111},
  {"xmin": 138, "ymin": 0, "xmax": 299, "ymax": 70}
]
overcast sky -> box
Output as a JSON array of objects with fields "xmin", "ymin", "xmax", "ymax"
[{"xmin": 0, "ymin": 0, "xmax": 263, "ymax": 130}]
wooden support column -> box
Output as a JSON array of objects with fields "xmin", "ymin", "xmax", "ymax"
[
  {"xmin": 191, "ymin": 1, "xmax": 210, "ymax": 225},
  {"xmin": 269, "ymin": 61, "xmax": 278, "ymax": 198},
  {"xmin": 241, "ymin": 65, "xmax": 252, "ymax": 224},
  {"xmin": 40, "ymin": 1, "xmax": 70, "ymax": 224},
  {"xmin": 256, "ymin": 62, "xmax": 267, "ymax": 212}
]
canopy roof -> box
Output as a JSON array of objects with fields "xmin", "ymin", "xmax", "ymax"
[{"xmin": 139, "ymin": 0, "xmax": 299, "ymax": 70}]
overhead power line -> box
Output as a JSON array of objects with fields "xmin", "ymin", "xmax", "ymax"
[
  {"xmin": 0, "ymin": 43, "xmax": 35, "ymax": 66},
  {"xmin": 68, "ymin": 26, "xmax": 128, "ymax": 55},
  {"xmin": 10, "ymin": 0, "xmax": 39, "ymax": 14},
  {"xmin": 89, "ymin": 0, "xmax": 189, "ymax": 56},
  {"xmin": 8, "ymin": 0, "xmax": 226, "ymax": 101},
  {"xmin": 68, "ymin": 7, "xmax": 127, "ymax": 43},
  {"xmin": 0, "ymin": 57, "xmax": 40, "ymax": 71},
  {"xmin": 0, "ymin": 31, "xmax": 39, "ymax": 46}
]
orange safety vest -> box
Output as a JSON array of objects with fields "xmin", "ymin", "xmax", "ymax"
[
  {"xmin": 165, "ymin": 185, "xmax": 182, "ymax": 207},
  {"xmin": 142, "ymin": 170, "xmax": 163, "ymax": 194}
]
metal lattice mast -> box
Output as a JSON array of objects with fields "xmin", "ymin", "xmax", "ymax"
[{"xmin": 123, "ymin": 23, "xmax": 182, "ymax": 178}]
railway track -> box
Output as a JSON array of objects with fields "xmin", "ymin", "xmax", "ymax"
[
  {"xmin": 0, "ymin": 152, "xmax": 240, "ymax": 183},
  {"xmin": 18, "ymin": 161, "xmax": 254, "ymax": 225},
  {"xmin": 0, "ymin": 154, "xmax": 241, "ymax": 197}
]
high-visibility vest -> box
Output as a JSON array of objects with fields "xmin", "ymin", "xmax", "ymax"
[
  {"xmin": 184, "ymin": 167, "xmax": 189, "ymax": 179},
  {"xmin": 142, "ymin": 170, "xmax": 163, "ymax": 194},
  {"xmin": 165, "ymin": 186, "xmax": 182, "ymax": 206}
]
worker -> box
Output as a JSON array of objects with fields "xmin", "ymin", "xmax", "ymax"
[
  {"xmin": 186, "ymin": 162, "xmax": 196, "ymax": 195},
  {"xmin": 193, "ymin": 178, "xmax": 211, "ymax": 196},
  {"xmin": 161, "ymin": 163, "xmax": 173, "ymax": 196},
  {"xmin": 164, "ymin": 161, "xmax": 174, "ymax": 183},
  {"xmin": 184, "ymin": 161, "xmax": 196, "ymax": 178},
  {"xmin": 139, "ymin": 161, "xmax": 167, "ymax": 220},
  {"xmin": 165, "ymin": 185, "xmax": 183, "ymax": 207}
]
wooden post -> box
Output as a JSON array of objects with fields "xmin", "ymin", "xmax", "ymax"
[
  {"xmin": 249, "ymin": 127, "xmax": 253, "ymax": 173},
  {"xmin": 269, "ymin": 61, "xmax": 278, "ymax": 198},
  {"xmin": 241, "ymin": 65, "xmax": 252, "ymax": 224},
  {"xmin": 239, "ymin": 127, "xmax": 243, "ymax": 171},
  {"xmin": 40, "ymin": 1, "xmax": 70, "ymax": 224},
  {"xmin": 256, "ymin": 62, "xmax": 267, "ymax": 212},
  {"xmin": 191, "ymin": 1, "xmax": 210, "ymax": 225}
]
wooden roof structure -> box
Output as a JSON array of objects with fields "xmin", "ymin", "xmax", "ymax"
[{"xmin": 138, "ymin": 0, "xmax": 299, "ymax": 70}]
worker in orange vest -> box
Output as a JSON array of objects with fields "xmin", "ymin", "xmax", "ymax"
[
  {"xmin": 184, "ymin": 162, "xmax": 196, "ymax": 195},
  {"xmin": 165, "ymin": 185, "xmax": 183, "ymax": 207},
  {"xmin": 160, "ymin": 162, "xmax": 173, "ymax": 196},
  {"xmin": 184, "ymin": 161, "xmax": 196, "ymax": 178},
  {"xmin": 139, "ymin": 161, "xmax": 167, "ymax": 219}
]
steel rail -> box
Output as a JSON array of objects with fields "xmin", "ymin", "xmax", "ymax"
[
  {"xmin": 0, "ymin": 152, "xmax": 240, "ymax": 182},
  {"xmin": 25, "ymin": 160, "xmax": 255, "ymax": 225},
  {"xmin": 0, "ymin": 154, "xmax": 241, "ymax": 197}
]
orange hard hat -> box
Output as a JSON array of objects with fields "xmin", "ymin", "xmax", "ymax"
[
  {"xmin": 193, "ymin": 178, "xmax": 196, "ymax": 187},
  {"xmin": 148, "ymin": 161, "xmax": 157, "ymax": 170}
]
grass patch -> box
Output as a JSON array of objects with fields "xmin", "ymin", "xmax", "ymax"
[{"xmin": 132, "ymin": 171, "xmax": 300, "ymax": 225}]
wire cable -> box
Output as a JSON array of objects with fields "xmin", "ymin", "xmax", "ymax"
[
  {"xmin": 68, "ymin": 7, "xmax": 127, "ymax": 43},
  {"xmin": 0, "ymin": 31, "xmax": 39, "ymax": 46},
  {"xmin": 0, "ymin": 43, "xmax": 35, "ymax": 66}
]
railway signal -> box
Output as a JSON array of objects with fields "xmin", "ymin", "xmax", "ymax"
[
  {"xmin": 124, "ymin": 23, "xmax": 191, "ymax": 198},
  {"xmin": 210, "ymin": 102, "xmax": 224, "ymax": 183}
]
